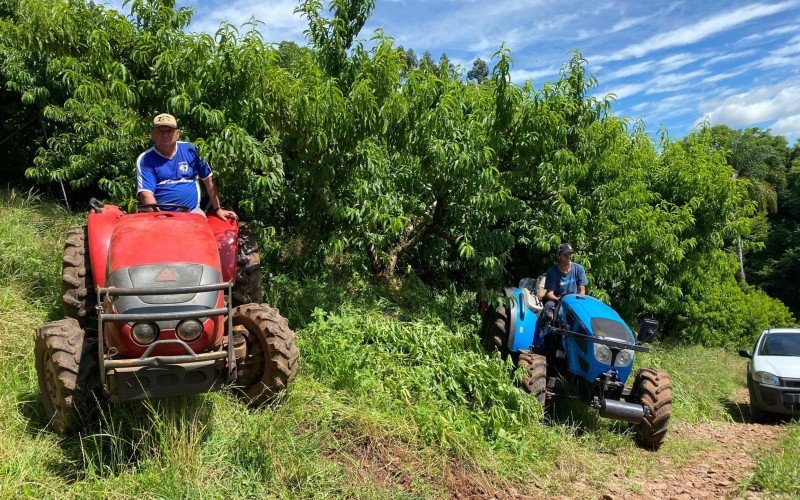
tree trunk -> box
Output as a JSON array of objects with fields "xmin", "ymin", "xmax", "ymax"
[
  {"xmin": 735, "ymin": 236, "xmax": 746, "ymax": 284},
  {"xmin": 365, "ymin": 197, "xmax": 447, "ymax": 279}
]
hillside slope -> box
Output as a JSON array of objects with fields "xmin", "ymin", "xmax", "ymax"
[{"xmin": 0, "ymin": 191, "xmax": 796, "ymax": 498}]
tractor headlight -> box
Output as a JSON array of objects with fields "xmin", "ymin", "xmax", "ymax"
[
  {"xmin": 132, "ymin": 322, "xmax": 159, "ymax": 344},
  {"xmin": 176, "ymin": 319, "xmax": 203, "ymax": 342},
  {"xmin": 594, "ymin": 343, "xmax": 613, "ymax": 364},
  {"xmin": 615, "ymin": 349, "xmax": 633, "ymax": 367},
  {"xmin": 753, "ymin": 371, "xmax": 780, "ymax": 386}
]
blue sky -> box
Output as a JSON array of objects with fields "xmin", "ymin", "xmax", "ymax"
[{"xmin": 113, "ymin": 0, "xmax": 800, "ymax": 143}]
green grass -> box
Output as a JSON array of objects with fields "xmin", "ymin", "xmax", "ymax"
[
  {"xmin": 646, "ymin": 344, "xmax": 748, "ymax": 423},
  {"xmin": 0, "ymin": 189, "xmax": 795, "ymax": 498},
  {"xmin": 743, "ymin": 422, "xmax": 800, "ymax": 495}
]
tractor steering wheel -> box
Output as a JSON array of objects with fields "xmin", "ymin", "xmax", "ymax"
[
  {"xmin": 552, "ymin": 294, "xmax": 570, "ymax": 326},
  {"xmin": 137, "ymin": 202, "xmax": 191, "ymax": 213}
]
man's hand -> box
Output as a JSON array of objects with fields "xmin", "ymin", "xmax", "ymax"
[{"xmin": 213, "ymin": 207, "xmax": 238, "ymax": 221}]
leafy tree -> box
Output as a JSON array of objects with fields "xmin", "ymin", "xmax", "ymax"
[
  {"xmin": 418, "ymin": 50, "xmax": 436, "ymax": 73},
  {"xmin": 1, "ymin": 0, "xmax": 792, "ymax": 345},
  {"xmin": 438, "ymin": 53, "xmax": 456, "ymax": 78},
  {"xmin": 699, "ymin": 125, "xmax": 790, "ymax": 282},
  {"xmin": 747, "ymin": 142, "xmax": 800, "ymax": 314},
  {"xmin": 466, "ymin": 58, "xmax": 488, "ymax": 83},
  {"xmin": 0, "ymin": 0, "xmax": 286, "ymax": 210},
  {"xmin": 400, "ymin": 46, "xmax": 418, "ymax": 70},
  {"xmin": 296, "ymin": 0, "xmax": 376, "ymax": 81},
  {"xmin": 707, "ymin": 125, "xmax": 788, "ymax": 213}
]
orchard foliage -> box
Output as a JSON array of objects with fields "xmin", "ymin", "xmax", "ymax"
[{"xmin": 0, "ymin": 0, "xmax": 793, "ymax": 345}]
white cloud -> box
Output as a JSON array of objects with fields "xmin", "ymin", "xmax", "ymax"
[
  {"xmin": 611, "ymin": 15, "xmax": 651, "ymax": 32},
  {"xmin": 701, "ymin": 69, "xmax": 746, "ymax": 84},
  {"xmin": 189, "ymin": 0, "xmax": 307, "ymax": 42},
  {"xmin": 599, "ymin": 67, "xmax": 710, "ymax": 105},
  {"xmin": 611, "ymin": 1, "xmax": 686, "ymax": 33},
  {"xmin": 594, "ymin": 1, "xmax": 799, "ymax": 63},
  {"xmin": 379, "ymin": 1, "xmax": 578, "ymax": 54},
  {"xmin": 631, "ymin": 93, "xmax": 700, "ymax": 120},
  {"xmin": 757, "ymin": 54, "xmax": 800, "ymax": 69},
  {"xmin": 659, "ymin": 52, "xmax": 707, "ymax": 72},
  {"xmin": 704, "ymin": 49, "xmax": 757, "ymax": 66},
  {"xmin": 770, "ymin": 113, "xmax": 800, "ymax": 139},
  {"xmin": 769, "ymin": 36, "xmax": 800, "ymax": 57},
  {"xmin": 604, "ymin": 82, "xmax": 648, "ymax": 100},
  {"xmin": 602, "ymin": 61, "xmax": 656, "ymax": 81},
  {"xmin": 641, "ymin": 69, "xmax": 709, "ymax": 95},
  {"xmin": 601, "ymin": 52, "xmax": 705, "ymax": 83},
  {"xmin": 511, "ymin": 67, "xmax": 558, "ymax": 83},
  {"xmin": 741, "ymin": 23, "xmax": 800, "ymax": 42},
  {"xmin": 699, "ymin": 80, "xmax": 800, "ymax": 127}
]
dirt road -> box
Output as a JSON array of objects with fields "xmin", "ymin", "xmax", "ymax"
[
  {"xmin": 599, "ymin": 390, "xmax": 786, "ymax": 500},
  {"xmin": 600, "ymin": 420, "xmax": 783, "ymax": 499}
]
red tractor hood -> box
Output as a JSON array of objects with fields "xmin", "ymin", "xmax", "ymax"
[{"xmin": 107, "ymin": 212, "xmax": 221, "ymax": 275}]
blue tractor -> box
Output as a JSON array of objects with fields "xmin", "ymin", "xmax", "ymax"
[{"xmin": 480, "ymin": 277, "xmax": 672, "ymax": 450}]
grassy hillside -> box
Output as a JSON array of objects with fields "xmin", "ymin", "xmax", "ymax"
[{"xmin": 0, "ymin": 190, "xmax": 795, "ymax": 498}]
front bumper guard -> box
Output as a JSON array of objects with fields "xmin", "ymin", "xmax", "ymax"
[{"xmin": 96, "ymin": 282, "xmax": 235, "ymax": 399}]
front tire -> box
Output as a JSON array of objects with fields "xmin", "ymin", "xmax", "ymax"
[
  {"xmin": 629, "ymin": 368, "xmax": 672, "ymax": 450},
  {"xmin": 34, "ymin": 318, "xmax": 99, "ymax": 434},
  {"xmin": 232, "ymin": 304, "xmax": 299, "ymax": 406},
  {"xmin": 517, "ymin": 352, "xmax": 548, "ymax": 407}
]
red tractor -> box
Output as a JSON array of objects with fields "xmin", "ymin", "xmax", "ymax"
[{"xmin": 34, "ymin": 199, "xmax": 299, "ymax": 433}]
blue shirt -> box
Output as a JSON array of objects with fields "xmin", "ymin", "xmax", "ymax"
[
  {"xmin": 136, "ymin": 141, "xmax": 212, "ymax": 210},
  {"xmin": 545, "ymin": 263, "xmax": 588, "ymax": 297}
]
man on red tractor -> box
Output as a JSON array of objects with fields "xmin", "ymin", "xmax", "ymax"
[
  {"xmin": 34, "ymin": 116, "xmax": 299, "ymax": 435},
  {"xmin": 136, "ymin": 113, "xmax": 238, "ymax": 221}
]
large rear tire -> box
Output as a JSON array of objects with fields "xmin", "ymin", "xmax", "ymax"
[
  {"xmin": 480, "ymin": 305, "xmax": 511, "ymax": 356},
  {"xmin": 34, "ymin": 318, "xmax": 99, "ymax": 434},
  {"xmin": 630, "ymin": 368, "xmax": 672, "ymax": 450},
  {"xmin": 232, "ymin": 223, "xmax": 262, "ymax": 306},
  {"xmin": 517, "ymin": 352, "xmax": 548, "ymax": 407},
  {"xmin": 62, "ymin": 226, "xmax": 96, "ymax": 330},
  {"xmin": 232, "ymin": 304, "xmax": 299, "ymax": 406}
]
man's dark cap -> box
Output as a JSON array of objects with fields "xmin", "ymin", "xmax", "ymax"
[{"xmin": 558, "ymin": 242, "xmax": 574, "ymax": 254}]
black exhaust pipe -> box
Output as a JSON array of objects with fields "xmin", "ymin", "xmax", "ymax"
[{"xmin": 598, "ymin": 399, "xmax": 645, "ymax": 423}]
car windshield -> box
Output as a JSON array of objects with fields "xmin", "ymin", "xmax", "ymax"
[{"xmin": 758, "ymin": 333, "xmax": 800, "ymax": 356}]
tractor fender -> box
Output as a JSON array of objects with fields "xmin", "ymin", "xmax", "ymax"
[
  {"xmin": 504, "ymin": 288, "xmax": 518, "ymax": 351},
  {"xmin": 87, "ymin": 204, "xmax": 124, "ymax": 288},
  {"xmin": 207, "ymin": 214, "xmax": 238, "ymax": 284},
  {"xmin": 506, "ymin": 288, "xmax": 539, "ymax": 352}
]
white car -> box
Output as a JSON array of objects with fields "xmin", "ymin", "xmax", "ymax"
[{"xmin": 739, "ymin": 328, "xmax": 800, "ymax": 420}]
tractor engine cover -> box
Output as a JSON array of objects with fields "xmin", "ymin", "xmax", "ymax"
[{"xmin": 103, "ymin": 212, "xmax": 225, "ymax": 357}]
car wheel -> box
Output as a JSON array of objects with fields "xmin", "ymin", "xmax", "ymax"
[{"xmin": 748, "ymin": 380, "xmax": 769, "ymax": 423}]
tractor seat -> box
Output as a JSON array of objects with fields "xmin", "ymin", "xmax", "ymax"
[
  {"xmin": 533, "ymin": 274, "xmax": 547, "ymax": 299},
  {"xmin": 522, "ymin": 288, "xmax": 543, "ymax": 314}
]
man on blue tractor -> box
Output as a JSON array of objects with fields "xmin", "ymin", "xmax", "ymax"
[{"xmin": 537, "ymin": 242, "xmax": 587, "ymax": 331}]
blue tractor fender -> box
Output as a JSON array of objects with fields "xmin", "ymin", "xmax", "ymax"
[{"xmin": 504, "ymin": 288, "xmax": 541, "ymax": 352}]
